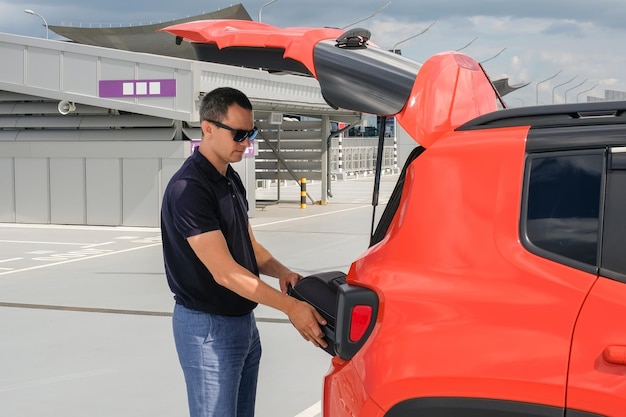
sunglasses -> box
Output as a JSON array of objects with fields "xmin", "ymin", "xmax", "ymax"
[{"xmin": 207, "ymin": 119, "xmax": 258, "ymax": 142}]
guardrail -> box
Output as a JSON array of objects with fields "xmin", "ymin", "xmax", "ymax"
[{"xmin": 330, "ymin": 136, "xmax": 397, "ymax": 177}]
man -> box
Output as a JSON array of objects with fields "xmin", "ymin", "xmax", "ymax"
[{"xmin": 161, "ymin": 87, "xmax": 327, "ymax": 417}]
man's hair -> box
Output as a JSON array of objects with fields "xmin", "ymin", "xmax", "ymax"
[{"xmin": 200, "ymin": 87, "xmax": 253, "ymax": 122}]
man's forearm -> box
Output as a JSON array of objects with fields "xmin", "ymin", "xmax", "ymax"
[{"xmin": 258, "ymin": 254, "xmax": 292, "ymax": 279}]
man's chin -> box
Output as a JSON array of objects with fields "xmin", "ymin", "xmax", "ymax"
[{"xmin": 230, "ymin": 151, "xmax": 244, "ymax": 162}]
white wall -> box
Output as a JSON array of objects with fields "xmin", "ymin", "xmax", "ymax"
[{"xmin": 0, "ymin": 141, "xmax": 188, "ymax": 227}]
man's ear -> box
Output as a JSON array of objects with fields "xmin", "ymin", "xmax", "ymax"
[{"xmin": 201, "ymin": 120, "xmax": 212, "ymax": 139}]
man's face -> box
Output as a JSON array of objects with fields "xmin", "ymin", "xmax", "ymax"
[{"xmin": 201, "ymin": 104, "xmax": 254, "ymax": 168}]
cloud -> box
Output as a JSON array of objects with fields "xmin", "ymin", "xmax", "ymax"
[
  {"xmin": 2, "ymin": 0, "xmax": 624, "ymax": 106},
  {"xmin": 541, "ymin": 20, "xmax": 587, "ymax": 37}
]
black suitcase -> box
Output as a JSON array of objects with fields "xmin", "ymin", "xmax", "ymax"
[{"xmin": 287, "ymin": 271, "xmax": 347, "ymax": 356}]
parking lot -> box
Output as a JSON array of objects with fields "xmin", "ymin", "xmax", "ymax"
[{"xmin": 0, "ymin": 175, "xmax": 396, "ymax": 417}]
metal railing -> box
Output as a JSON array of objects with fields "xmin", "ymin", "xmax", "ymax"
[{"xmin": 330, "ymin": 136, "xmax": 397, "ymax": 177}]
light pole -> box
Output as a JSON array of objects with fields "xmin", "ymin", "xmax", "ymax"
[
  {"xmin": 564, "ymin": 79, "xmax": 588, "ymax": 103},
  {"xmin": 536, "ymin": 69, "xmax": 562, "ymax": 105},
  {"xmin": 480, "ymin": 47, "xmax": 507, "ymax": 64},
  {"xmin": 456, "ymin": 36, "xmax": 479, "ymax": 52},
  {"xmin": 24, "ymin": 9, "xmax": 48, "ymax": 39},
  {"xmin": 552, "ymin": 75, "xmax": 577, "ymax": 104},
  {"xmin": 391, "ymin": 20, "xmax": 437, "ymax": 54},
  {"xmin": 342, "ymin": 1, "xmax": 392, "ymax": 29},
  {"xmin": 258, "ymin": 0, "xmax": 279, "ymax": 23},
  {"xmin": 576, "ymin": 84, "xmax": 598, "ymax": 103}
]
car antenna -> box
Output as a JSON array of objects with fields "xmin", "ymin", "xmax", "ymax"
[
  {"xmin": 369, "ymin": 115, "xmax": 389, "ymax": 244},
  {"xmin": 479, "ymin": 62, "xmax": 507, "ymax": 109}
]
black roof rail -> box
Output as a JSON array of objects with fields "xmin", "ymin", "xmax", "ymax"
[{"xmin": 457, "ymin": 100, "xmax": 626, "ymax": 131}]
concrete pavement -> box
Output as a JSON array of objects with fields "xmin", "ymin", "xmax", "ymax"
[{"xmin": 0, "ymin": 174, "xmax": 397, "ymax": 417}]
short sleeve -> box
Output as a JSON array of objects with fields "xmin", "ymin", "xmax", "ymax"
[{"xmin": 167, "ymin": 178, "xmax": 220, "ymax": 238}]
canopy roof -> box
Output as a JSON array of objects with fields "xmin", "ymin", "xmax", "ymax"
[{"xmin": 49, "ymin": 4, "xmax": 251, "ymax": 60}]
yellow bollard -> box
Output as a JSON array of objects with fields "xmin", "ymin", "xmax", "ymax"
[{"xmin": 300, "ymin": 178, "xmax": 306, "ymax": 209}]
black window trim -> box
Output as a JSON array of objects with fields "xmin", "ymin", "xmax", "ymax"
[
  {"xmin": 598, "ymin": 146, "xmax": 626, "ymax": 284},
  {"xmin": 599, "ymin": 267, "xmax": 626, "ymax": 284}
]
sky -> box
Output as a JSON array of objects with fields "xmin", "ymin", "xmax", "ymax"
[{"xmin": 2, "ymin": 0, "xmax": 626, "ymax": 108}]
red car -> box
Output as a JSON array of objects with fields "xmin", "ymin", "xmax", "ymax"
[{"xmin": 164, "ymin": 20, "xmax": 626, "ymax": 417}]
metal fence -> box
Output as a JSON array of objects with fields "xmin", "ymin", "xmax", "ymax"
[
  {"xmin": 330, "ymin": 136, "xmax": 398, "ymax": 177},
  {"xmin": 255, "ymin": 134, "xmax": 398, "ymax": 204}
]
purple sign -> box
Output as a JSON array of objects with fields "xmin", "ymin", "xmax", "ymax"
[
  {"xmin": 99, "ymin": 79, "xmax": 176, "ymax": 98},
  {"xmin": 191, "ymin": 140, "xmax": 201, "ymax": 154},
  {"xmin": 244, "ymin": 142, "xmax": 254, "ymax": 157}
]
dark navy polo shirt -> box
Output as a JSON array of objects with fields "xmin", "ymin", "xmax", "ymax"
[{"xmin": 161, "ymin": 149, "xmax": 258, "ymax": 316}]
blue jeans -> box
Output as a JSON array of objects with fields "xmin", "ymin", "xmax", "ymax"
[{"xmin": 173, "ymin": 303, "xmax": 262, "ymax": 417}]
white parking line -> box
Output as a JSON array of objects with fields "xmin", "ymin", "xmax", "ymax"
[
  {"xmin": 0, "ymin": 257, "xmax": 23, "ymax": 263},
  {"xmin": 81, "ymin": 241, "xmax": 116, "ymax": 248},
  {"xmin": 0, "ymin": 239, "xmax": 90, "ymax": 246},
  {"xmin": 0, "ymin": 243, "xmax": 161, "ymax": 276},
  {"xmin": 252, "ymin": 205, "xmax": 370, "ymax": 228},
  {"xmin": 0, "ymin": 223, "xmax": 159, "ymax": 232},
  {"xmin": 294, "ymin": 401, "xmax": 321, "ymax": 417}
]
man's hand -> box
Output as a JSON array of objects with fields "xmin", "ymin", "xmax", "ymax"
[
  {"xmin": 287, "ymin": 298, "xmax": 328, "ymax": 348},
  {"xmin": 278, "ymin": 270, "xmax": 302, "ymax": 293}
]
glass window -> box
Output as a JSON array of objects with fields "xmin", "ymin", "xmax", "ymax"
[{"xmin": 524, "ymin": 152, "xmax": 603, "ymax": 268}]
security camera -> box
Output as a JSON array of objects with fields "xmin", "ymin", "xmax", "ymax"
[{"xmin": 58, "ymin": 100, "xmax": 76, "ymax": 115}]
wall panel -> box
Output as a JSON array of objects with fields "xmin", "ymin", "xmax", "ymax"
[
  {"xmin": 86, "ymin": 158, "xmax": 122, "ymax": 226},
  {"xmin": 15, "ymin": 157, "xmax": 49, "ymax": 223},
  {"xmin": 50, "ymin": 158, "xmax": 85, "ymax": 225},
  {"xmin": 0, "ymin": 158, "xmax": 15, "ymax": 222},
  {"xmin": 122, "ymin": 158, "xmax": 160, "ymax": 227}
]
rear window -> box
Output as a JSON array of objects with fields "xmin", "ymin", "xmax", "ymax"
[{"xmin": 522, "ymin": 151, "xmax": 603, "ymax": 270}]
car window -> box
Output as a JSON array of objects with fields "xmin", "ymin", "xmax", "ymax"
[
  {"xmin": 600, "ymin": 148, "xmax": 626, "ymax": 281},
  {"xmin": 523, "ymin": 151, "xmax": 604, "ymax": 270}
]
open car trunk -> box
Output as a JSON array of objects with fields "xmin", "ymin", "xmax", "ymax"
[
  {"xmin": 287, "ymin": 145, "xmax": 425, "ymax": 359},
  {"xmin": 288, "ymin": 271, "xmax": 378, "ymax": 360},
  {"xmin": 161, "ymin": 19, "xmax": 502, "ymax": 361}
]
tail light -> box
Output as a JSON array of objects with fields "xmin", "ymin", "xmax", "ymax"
[
  {"xmin": 335, "ymin": 284, "xmax": 379, "ymax": 360},
  {"xmin": 349, "ymin": 305, "xmax": 373, "ymax": 342}
]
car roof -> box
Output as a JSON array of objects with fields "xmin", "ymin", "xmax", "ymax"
[{"xmin": 457, "ymin": 100, "xmax": 626, "ymax": 131}]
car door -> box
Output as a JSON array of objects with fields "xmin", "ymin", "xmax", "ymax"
[{"xmin": 567, "ymin": 146, "xmax": 626, "ymax": 416}]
